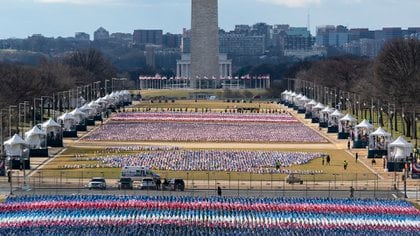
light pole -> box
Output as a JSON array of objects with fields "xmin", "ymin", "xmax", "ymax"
[
  {"xmin": 8, "ymin": 105, "xmax": 17, "ymax": 138},
  {"xmin": 33, "ymin": 98, "xmax": 42, "ymax": 126},
  {"xmin": 105, "ymin": 80, "xmax": 110, "ymax": 95},
  {"xmin": 93, "ymin": 81, "xmax": 101, "ymax": 99},
  {"xmin": 112, "ymin": 78, "xmax": 128, "ymax": 92}
]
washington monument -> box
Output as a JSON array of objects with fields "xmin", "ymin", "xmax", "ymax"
[{"xmin": 190, "ymin": 0, "xmax": 219, "ymax": 88}]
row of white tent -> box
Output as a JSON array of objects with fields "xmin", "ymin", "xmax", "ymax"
[
  {"xmin": 3, "ymin": 90, "xmax": 132, "ymax": 160},
  {"xmin": 281, "ymin": 90, "xmax": 413, "ymax": 161}
]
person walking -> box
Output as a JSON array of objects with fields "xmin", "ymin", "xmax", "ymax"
[
  {"xmin": 344, "ymin": 160, "xmax": 348, "ymax": 170},
  {"xmin": 217, "ymin": 186, "xmax": 222, "ymax": 197},
  {"xmin": 347, "ymin": 140, "xmax": 351, "ymax": 150},
  {"xmin": 350, "ymin": 186, "xmax": 354, "ymax": 198},
  {"xmin": 355, "ymin": 153, "xmax": 358, "ymax": 163},
  {"xmin": 326, "ymin": 155, "xmax": 331, "ymax": 165}
]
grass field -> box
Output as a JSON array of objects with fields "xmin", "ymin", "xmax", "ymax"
[{"xmin": 41, "ymin": 146, "xmax": 374, "ymax": 181}]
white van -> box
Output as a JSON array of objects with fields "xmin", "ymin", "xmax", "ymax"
[{"xmin": 121, "ymin": 166, "xmax": 160, "ymax": 181}]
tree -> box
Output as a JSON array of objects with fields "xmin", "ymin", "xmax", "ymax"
[
  {"xmin": 65, "ymin": 48, "xmax": 116, "ymax": 84},
  {"xmin": 375, "ymin": 39, "xmax": 420, "ymax": 137}
]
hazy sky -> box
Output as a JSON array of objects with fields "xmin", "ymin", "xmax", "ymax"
[{"xmin": 1, "ymin": 0, "xmax": 420, "ymax": 39}]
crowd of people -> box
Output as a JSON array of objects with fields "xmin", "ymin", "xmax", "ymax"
[
  {"xmin": 0, "ymin": 195, "xmax": 418, "ymax": 235},
  {"xmin": 111, "ymin": 112, "xmax": 299, "ymax": 123},
  {"xmin": 84, "ymin": 122, "xmax": 327, "ymax": 143},
  {"xmin": 65, "ymin": 150, "xmax": 324, "ymax": 173}
]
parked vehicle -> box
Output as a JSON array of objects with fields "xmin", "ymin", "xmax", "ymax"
[
  {"xmin": 121, "ymin": 166, "xmax": 160, "ymax": 181},
  {"xmin": 162, "ymin": 178, "xmax": 185, "ymax": 191},
  {"xmin": 88, "ymin": 177, "xmax": 106, "ymax": 190},
  {"xmin": 285, "ymin": 174, "xmax": 303, "ymax": 184},
  {"xmin": 118, "ymin": 177, "xmax": 133, "ymax": 190},
  {"xmin": 140, "ymin": 177, "xmax": 157, "ymax": 190}
]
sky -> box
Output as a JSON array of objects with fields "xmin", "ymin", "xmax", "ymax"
[{"xmin": 1, "ymin": 0, "xmax": 420, "ymax": 39}]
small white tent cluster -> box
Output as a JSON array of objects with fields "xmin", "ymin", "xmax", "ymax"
[
  {"xmin": 4, "ymin": 134, "xmax": 30, "ymax": 170},
  {"xmin": 24, "ymin": 126, "xmax": 48, "ymax": 157}
]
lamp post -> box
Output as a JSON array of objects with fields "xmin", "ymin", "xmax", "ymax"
[
  {"xmin": 93, "ymin": 81, "xmax": 101, "ymax": 99},
  {"xmin": 8, "ymin": 105, "xmax": 17, "ymax": 138},
  {"xmin": 112, "ymin": 78, "xmax": 127, "ymax": 92},
  {"xmin": 104, "ymin": 80, "xmax": 110, "ymax": 95},
  {"xmin": 33, "ymin": 98, "xmax": 42, "ymax": 126}
]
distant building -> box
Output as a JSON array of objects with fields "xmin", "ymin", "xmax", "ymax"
[
  {"xmin": 315, "ymin": 25, "xmax": 336, "ymax": 47},
  {"xmin": 316, "ymin": 25, "xmax": 349, "ymax": 48},
  {"xmin": 234, "ymin": 25, "xmax": 251, "ymax": 34},
  {"xmin": 133, "ymin": 29, "xmax": 163, "ymax": 46},
  {"xmin": 251, "ymin": 22, "xmax": 273, "ymax": 48},
  {"xmin": 181, "ymin": 28, "xmax": 191, "ymax": 53},
  {"xmin": 219, "ymin": 33, "xmax": 265, "ymax": 56},
  {"xmin": 283, "ymin": 27, "xmax": 314, "ymax": 50},
  {"xmin": 94, "ymin": 27, "xmax": 109, "ymax": 41},
  {"xmin": 145, "ymin": 45, "xmax": 159, "ymax": 68},
  {"xmin": 382, "ymin": 27, "xmax": 402, "ymax": 41},
  {"xmin": 75, "ymin": 32, "xmax": 90, "ymax": 41},
  {"xmin": 110, "ymin": 33, "xmax": 132, "ymax": 42},
  {"xmin": 359, "ymin": 38, "xmax": 384, "ymax": 58},
  {"xmin": 162, "ymin": 33, "xmax": 182, "ymax": 48}
]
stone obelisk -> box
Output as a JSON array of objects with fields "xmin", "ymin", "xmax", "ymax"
[{"xmin": 190, "ymin": 0, "xmax": 219, "ymax": 88}]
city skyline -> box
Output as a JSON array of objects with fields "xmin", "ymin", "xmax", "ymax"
[{"xmin": 1, "ymin": 0, "xmax": 420, "ymax": 39}]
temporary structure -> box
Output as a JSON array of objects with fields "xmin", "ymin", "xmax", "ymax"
[
  {"xmin": 354, "ymin": 119, "xmax": 374, "ymax": 141},
  {"xmin": 389, "ymin": 136, "xmax": 413, "ymax": 161},
  {"xmin": 368, "ymin": 127, "xmax": 391, "ymax": 158},
  {"xmin": 41, "ymin": 118, "xmax": 63, "ymax": 147},
  {"xmin": 4, "ymin": 134, "xmax": 28, "ymax": 157},
  {"xmin": 70, "ymin": 108, "xmax": 87, "ymax": 124},
  {"xmin": 24, "ymin": 126, "xmax": 48, "ymax": 157},
  {"xmin": 4, "ymin": 134, "xmax": 30, "ymax": 169},
  {"xmin": 338, "ymin": 114, "xmax": 357, "ymax": 133},
  {"xmin": 24, "ymin": 126, "xmax": 46, "ymax": 149},
  {"xmin": 57, "ymin": 112, "xmax": 77, "ymax": 131}
]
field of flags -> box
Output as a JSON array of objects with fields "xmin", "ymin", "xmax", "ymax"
[
  {"xmin": 84, "ymin": 112, "xmax": 326, "ymax": 143},
  {"xmin": 0, "ymin": 195, "xmax": 418, "ymax": 235}
]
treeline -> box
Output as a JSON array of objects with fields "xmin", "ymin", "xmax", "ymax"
[
  {"xmin": 0, "ymin": 49, "xmax": 117, "ymax": 109},
  {"xmin": 295, "ymin": 39, "xmax": 420, "ymax": 138}
]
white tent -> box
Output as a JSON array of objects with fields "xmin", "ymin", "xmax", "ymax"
[
  {"xmin": 298, "ymin": 96, "xmax": 310, "ymax": 109},
  {"xmin": 24, "ymin": 126, "xmax": 47, "ymax": 149},
  {"xmin": 312, "ymin": 103, "xmax": 325, "ymax": 118},
  {"xmin": 338, "ymin": 114, "xmax": 357, "ymax": 133},
  {"xmin": 305, "ymin": 100, "xmax": 318, "ymax": 110},
  {"xmin": 389, "ymin": 136, "xmax": 413, "ymax": 160},
  {"xmin": 57, "ymin": 112, "xmax": 76, "ymax": 131},
  {"xmin": 4, "ymin": 134, "xmax": 28, "ymax": 157},
  {"xmin": 329, "ymin": 110, "xmax": 344, "ymax": 127},
  {"xmin": 369, "ymin": 127, "xmax": 391, "ymax": 150},
  {"xmin": 70, "ymin": 108, "xmax": 87, "ymax": 123},
  {"xmin": 354, "ymin": 119, "xmax": 374, "ymax": 141},
  {"xmin": 320, "ymin": 106, "xmax": 335, "ymax": 123}
]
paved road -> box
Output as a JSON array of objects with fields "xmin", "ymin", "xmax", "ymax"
[{"xmin": 7, "ymin": 187, "xmax": 407, "ymax": 200}]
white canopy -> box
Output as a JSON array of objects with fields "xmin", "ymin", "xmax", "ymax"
[
  {"xmin": 370, "ymin": 127, "xmax": 391, "ymax": 137},
  {"xmin": 331, "ymin": 110, "xmax": 344, "ymax": 118},
  {"xmin": 4, "ymin": 134, "xmax": 28, "ymax": 157},
  {"xmin": 340, "ymin": 114, "xmax": 357, "ymax": 122},
  {"xmin": 389, "ymin": 136, "xmax": 413, "ymax": 148},
  {"xmin": 307, "ymin": 100, "xmax": 318, "ymax": 106},
  {"xmin": 4, "ymin": 134, "xmax": 28, "ymax": 146},
  {"xmin": 88, "ymin": 101, "xmax": 100, "ymax": 108},
  {"xmin": 41, "ymin": 119, "xmax": 61, "ymax": 129},
  {"xmin": 58, "ymin": 112, "xmax": 76, "ymax": 122},
  {"xmin": 80, "ymin": 104, "xmax": 93, "ymax": 111},
  {"xmin": 313, "ymin": 103, "xmax": 325, "ymax": 110},
  {"xmin": 320, "ymin": 106, "xmax": 334, "ymax": 114},
  {"xmin": 281, "ymin": 90, "xmax": 289, "ymax": 95},
  {"xmin": 24, "ymin": 126, "xmax": 46, "ymax": 149},
  {"xmin": 70, "ymin": 108, "xmax": 87, "ymax": 123},
  {"xmin": 355, "ymin": 119, "xmax": 373, "ymax": 129},
  {"xmin": 25, "ymin": 126, "xmax": 45, "ymax": 138},
  {"xmin": 389, "ymin": 136, "xmax": 413, "ymax": 160}
]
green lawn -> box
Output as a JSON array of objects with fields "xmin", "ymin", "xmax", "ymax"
[{"xmin": 41, "ymin": 147, "xmax": 374, "ymax": 181}]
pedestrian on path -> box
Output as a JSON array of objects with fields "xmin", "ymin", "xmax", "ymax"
[
  {"xmin": 343, "ymin": 160, "xmax": 348, "ymax": 170},
  {"xmin": 326, "ymin": 155, "xmax": 331, "ymax": 165},
  {"xmin": 217, "ymin": 186, "xmax": 222, "ymax": 197},
  {"xmin": 350, "ymin": 186, "xmax": 354, "ymax": 198},
  {"xmin": 355, "ymin": 153, "xmax": 358, "ymax": 163},
  {"xmin": 347, "ymin": 140, "xmax": 351, "ymax": 150},
  {"xmin": 322, "ymin": 156, "xmax": 325, "ymax": 166}
]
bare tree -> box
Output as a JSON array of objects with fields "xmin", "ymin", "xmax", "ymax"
[{"xmin": 375, "ymin": 39, "xmax": 420, "ymax": 137}]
